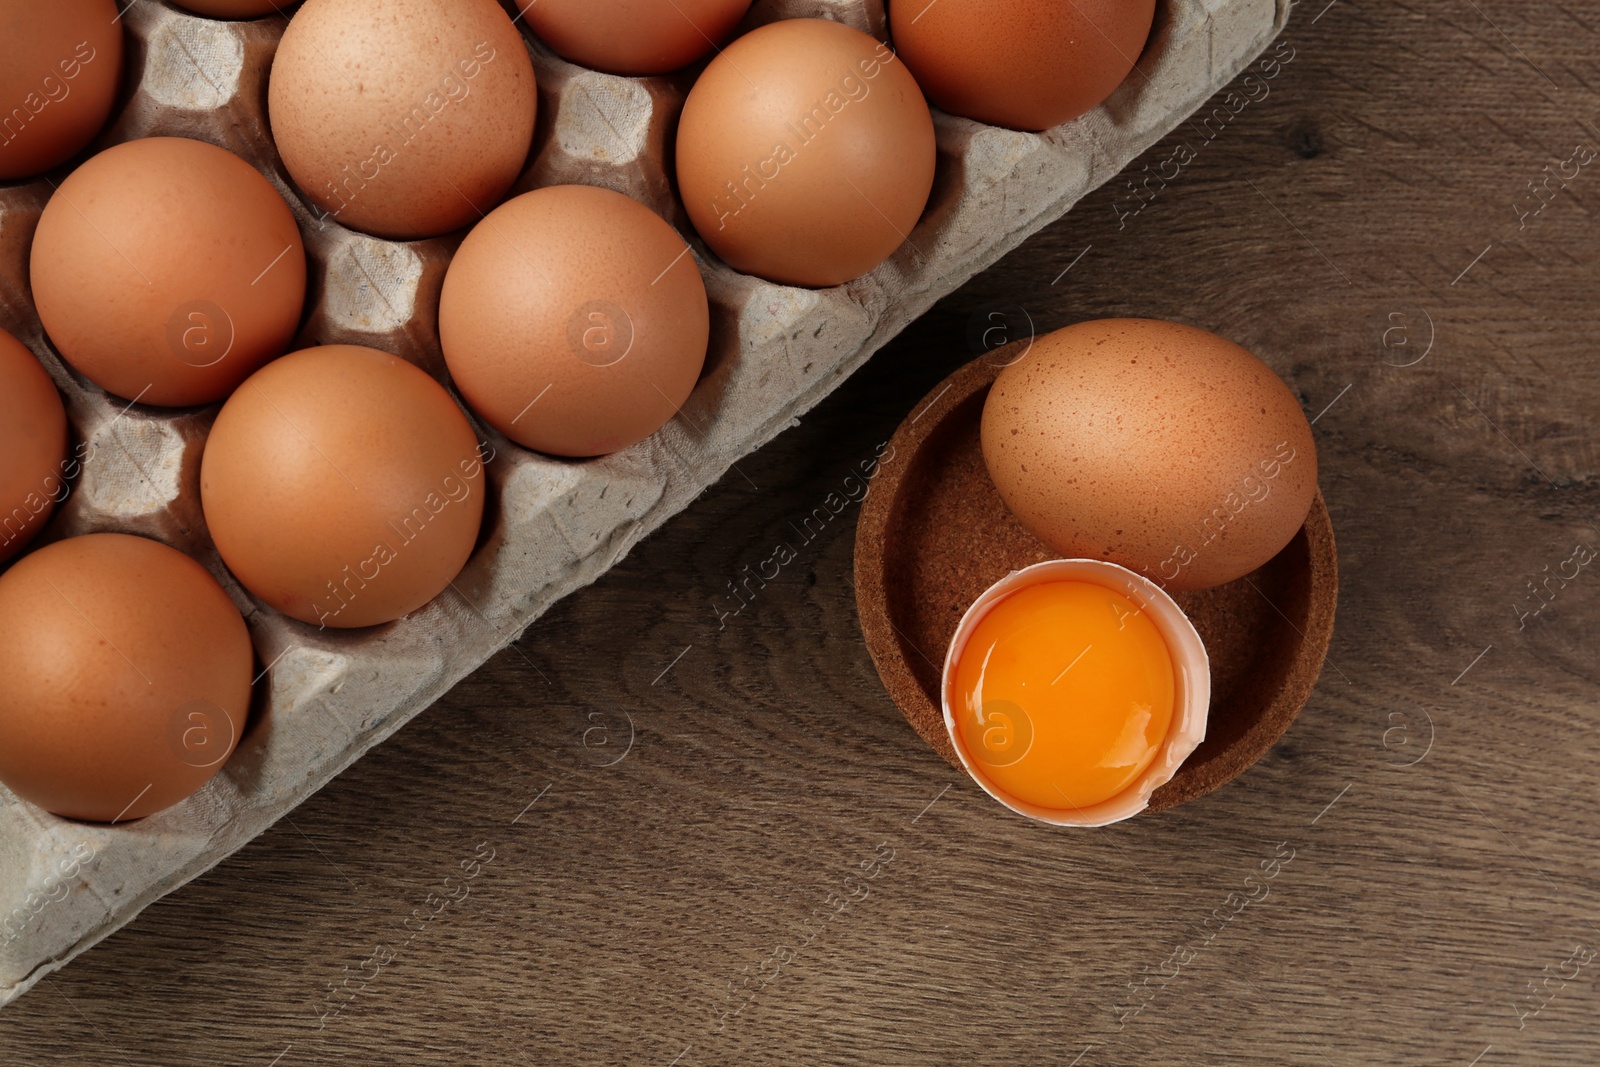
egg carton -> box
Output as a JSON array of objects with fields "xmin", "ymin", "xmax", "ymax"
[{"xmin": 0, "ymin": 0, "xmax": 1290, "ymax": 1005}]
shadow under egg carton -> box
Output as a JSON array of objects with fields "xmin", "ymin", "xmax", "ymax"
[{"xmin": 0, "ymin": 0, "xmax": 1289, "ymax": 1004}]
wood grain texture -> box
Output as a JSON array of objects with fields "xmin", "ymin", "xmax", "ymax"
[{"xmin": 5, "ymin": 1, "xmax": 1600, "ymax": 1064}]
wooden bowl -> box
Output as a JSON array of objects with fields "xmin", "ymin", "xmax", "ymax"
[{"xmin": 854, "ymin": 347, "xmax": 1338, "ymax": 815}]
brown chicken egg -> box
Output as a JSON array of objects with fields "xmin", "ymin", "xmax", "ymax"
[
  {"xmin": 201, "ymin": 345, "xmax": 487, "ymax": 629},
  {"xmin": 888, "ymin": 0, "xmax": 1156, "ymax": 131},
  {"xmin": 439, "ymin": 185, "xmax": 708, "ymax": 458},
  {"xmin": 0, "ymin": 330, "xmax": 70, "ymax": 564},
  {"xmin": 30, "ymin": 136, "xmax": 307, "ymax": 407},
  {"xmin": 525, "ymin": 0, "xmax": 753, "ymax": 76},
  {"xmin": 0, "ymin": 0, "xmax": 124, "ymax": 180},
  {"xmin": 676, "ymin": 17, "xmax": 936, "ymax": 288},
  {"xmin": 268, "ymin": 0, "xmax": 537, "ymax": 240},
  {"xmin": 0, "ymin": 533, "xmax": 253, "ymax": 822},
  {"xmin": 980, "ymin": 319, "xmax": 1317, "ymax": 592}
]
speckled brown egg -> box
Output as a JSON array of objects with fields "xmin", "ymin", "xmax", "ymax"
[
  {"xmin": 888, "ymin": 0, "xmax": 1156, "ymax": 131},
  {"xmin": 0, "ymin": 0, "xmax": 124, "ymax": 180},
  {"xmin": 526, "ymin": 0, "xmax": 753, "ymax": 76},
  {"xmin": 980, "ymin": 319, "xmax": 1317, "ymax": 592},
  {"xmin": 0, "ymin": 533, "xmax": 253, "ymax": 822},
  {"xmin": 267, "ymin": 0, "xmax": 537, "ymax": 240},
  {"xmin": 676, "ymin": 17, "xmax": 936, "ymax": 288},
  {"xmin": 200, "ymin": 345, "xmax": 486, "ymax": 629},
  {"xmin": 29, "ymin": 136, "xmax": 307, "ymax": 407},
  {"xmin": 439, "ymin": 185, "xmax": 708, "ymax": 458},
  {"xmin": 0, "ymin": 329, "xmax": 70, "ymax": 565}
]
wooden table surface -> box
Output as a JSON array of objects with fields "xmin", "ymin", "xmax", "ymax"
[{"xmin": 6, "ymin": 1, "xmax": 1600, "ymax": 1064}]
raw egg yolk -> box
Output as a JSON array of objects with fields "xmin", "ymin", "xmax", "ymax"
[{"xmin": 952, "ymin": 580, "xmax": 1176, "ymax": 811}]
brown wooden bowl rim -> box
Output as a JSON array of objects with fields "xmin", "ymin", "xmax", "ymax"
[{"xmin": 852, "ymin": 346, "xmax": 1339, "ymax": 818}]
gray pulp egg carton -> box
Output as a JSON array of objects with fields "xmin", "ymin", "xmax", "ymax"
[{"xmin": 0, "ymin": 0, "xmax": 1290, "ymax": 1005}]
